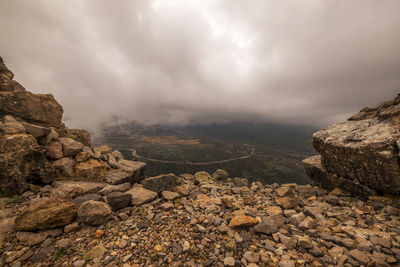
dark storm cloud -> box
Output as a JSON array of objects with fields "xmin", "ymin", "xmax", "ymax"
[{"xmin": 0, "ymin": 0, "xmax": 399, "ymax": 131}]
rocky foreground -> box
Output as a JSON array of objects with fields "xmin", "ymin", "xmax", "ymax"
[{"xmin": 1, "ymin": 170, "xmax": 400, "ymax": 267}]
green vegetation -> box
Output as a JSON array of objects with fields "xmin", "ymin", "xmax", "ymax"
[
  {"xmin": 99, "ymin": 121, "xmax": 318, "ymax": 185},
  {"xmin": 5, "ymin": 194, "xmax": 19, "ymax": 204},
  {"xmin": 53, "ymin": 247, "xmax": 66, "ymax": 259}
]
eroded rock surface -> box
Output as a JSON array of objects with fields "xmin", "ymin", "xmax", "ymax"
[{"xmin": 304, "ymin": 95, "xmax": 400, "ymax": 196}]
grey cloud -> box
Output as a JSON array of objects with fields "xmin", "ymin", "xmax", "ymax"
[{"xmin": 0, "ymin": 0, "xmax": 399, "ymax": 132}]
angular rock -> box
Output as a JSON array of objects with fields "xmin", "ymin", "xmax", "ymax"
[
  {"xmin": 14, "ymin": 198, "xmax": 77, "ymax": 231},
  {"xmin": 75, "ymin": 151, "xmax": 91, "ymax": 163},
  {"xmin": 53, "ymin": 157, "xmax": 75, "ymax": 177},
  {"xmin": 0, "ymin": 90, "xmax": 63, "ymax": 127},
  {"xmin": 52, "ymin": 180, "xmax": 106, "ymax": 198},
  {"xmin": 228, "ymin": 215, "xmax": 259, "ymax": 227},
  {"xmin": 194, "ymin": 171, "xmax": 212, "ymax": 183},
  {"xmin": 162, "ymin": 190, "xmax": 180, "ymax": 200},
  {"xmin": 275, "ymin": 197, "xmax": 299, "ymax": 209},
  {"xmin": 308, "ymin": 95, "xmax": 400, "ymax": 195},
  {"xmin": 77, "ymin": 200, "xmax": 112, "ymax": 225},
  {"xmin": 66, "ymin": 128, "xmax": 91, "ymax": 147},
  {"xmin": 117, "ymin": 160, "xmax": 146, "ymax": 184},
  {"xmin": 127, "ymin": 185, "xmax": 158, "ymax": 205},
  {"xmin": 142, "ymin": 173, "xmax": 179, "ymax": 193},
  {"xmin": 0, "ymin": 134, "xmax": 54, "ymax": 193},
  {"xmin": 104, "ymin": 171, "xmax": 131, "ymax": 185},
  {"xmin": 59, "ymin": 137, "xmax": 84, "ymax": 157},
  {"xmin": 45, "ymin": 142, "xmax": 64, "ymax": 159},
  {"xmin": 22, "ymin": 122, "xmax": 50, "ymax": 138},
  {"xmin": 75, "ymin": 159, "xmax": 106, "ymax": 181},
  {"xmin": 98, "ymin": 183, "xmax": 130, "ymax": 195},
  {"xmin": 106, "ymin": 192, "xmax": 131, "ymax": 211}
]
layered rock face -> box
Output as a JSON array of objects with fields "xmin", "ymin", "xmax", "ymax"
[
  {"xmin": 303, "ymin": 95, "xmax": 400, "ymax": 197},
  {"xmin": 0, "ymin": 57, "xmax": 146, "ymax": 194}
]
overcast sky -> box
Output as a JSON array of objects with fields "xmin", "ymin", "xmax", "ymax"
[{"xmin": 0, "ymin": 1, "xmax": 399, "ymax": 131}]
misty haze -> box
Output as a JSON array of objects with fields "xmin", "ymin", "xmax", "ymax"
[{"xmin": 1, "ymin": 2, "xmax": 400, "ymax": 266}]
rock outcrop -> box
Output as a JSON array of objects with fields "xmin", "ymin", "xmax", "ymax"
[
  {"xmin": 0, "ymin": 57, "xmax": 146, "ymax": 194},
  {"xmin": 303, "ymin": 95, "xmax": 400, "ymax": 198}
]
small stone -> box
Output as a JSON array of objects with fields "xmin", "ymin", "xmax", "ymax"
[
  {"xmin": 55, "ymin": 238, "xmax": 72, "ymax": 248},
  {"xmin": 275, "ymin": 197, "xmax": 299, "ymax": 209},
  {"xmin": 64, "ymin": 222, "xmax": 80, "ymax": 233},
  {"xmin": 349, "ymin": 249, "xmax": 370, "ymax": 264},
  {"xmin": 244, "ymin": 251, "xmax": 260, "ymax": 263},
  {"xmin": 162, "ymin": 190, "xmax": 180, "ymax": 200},
  {"xmin": 224, "ymin": 256, "xmax": 235, "ymax": 266},
  {"xmin": 137, "ymin": 219, "xmax": 150, "ymax": 229},
  {"xmin": 123, "ymin": 253, "xmax": 132, "ymax": 262},
  {"xmin": 225, "ymin": 240, "xmax": 237, "ymax": 251},
  {"xmin": 229, "ymin": 215, "xmax": 259, "ymax": 227},
  {"xmin": 95, "ymin": 230, "xmax": 105, "ymax": 238},
  {"xmin": 84, "ymin": 244, "xmax": 107, "ymax": 260}
]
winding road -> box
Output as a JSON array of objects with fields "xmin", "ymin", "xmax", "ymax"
[{"xmin": 111, "ymin": 145, "xmax": 255, "ymax": 166}]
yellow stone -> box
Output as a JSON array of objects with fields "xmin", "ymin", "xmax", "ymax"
[{"xmin": 154, "ymin": 245, "xmax": 163, "ymax": 252}]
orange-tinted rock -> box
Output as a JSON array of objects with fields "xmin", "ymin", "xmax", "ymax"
[{"xmin": 228, "ymin": 215, "xmax": 259, "ymax": 227}]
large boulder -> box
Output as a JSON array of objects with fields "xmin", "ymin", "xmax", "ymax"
[
  {"xmin": 117, "ymin": 160, "xmax": 146, "ymax": 184},
  {"xmin": 0, "ymin": 134, "xmax": 54, "ymax": 193},
  {"xmin": 303, "ymin": 95, "xmax": 400, "ymax": 196},
  {"xmin": 14, "ymin": 198, "xmax": 77, "ymax": 231},
  {"xmin": 0, "ymin": 90, "xmax": 63, "ymax": 127}
]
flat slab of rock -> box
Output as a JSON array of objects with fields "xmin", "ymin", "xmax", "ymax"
[
  {"xmin": 14, "ymin": 198, "xmax": 77, "ymax": 231},
  {"xmin": 98, "ymin": 183, "xmax": 130, "ymax": 196},
  {"xmin": 104, "ymin": 171, "xmax": 131, "ymax": 185},
  {"xmin": 127, "ymin": 185, "xmax": 157, "ymax": 205},
  {"xmin": 228, "ymin": 215, "xmax": 259, "ymax": 227},
  {"xmin": 143, "ymin": 173, "xmax": 179, "ymax": 193},
  {"xmin": 0, "ymin": 90, "xmax": 63, "ymax": 127},
  {"xmin": 106, "ymin": 192, "xmax": 131, "ymax": 211},
  {"xmin": 72, "ymin": 193, "xmax": 104, "ymax": 207},
  {"xmin": 52, "ymin": 180, "xmax": 106, "ymax": 198},
  {"xmin": 22, "ymin": 122, "xmax": 50, "ymax": 138}
]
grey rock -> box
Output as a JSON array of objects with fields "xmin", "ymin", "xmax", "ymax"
[
  {"xmin": 77, "ymin": 200, "xmax": 112, "ymax": 225},
  {"xmin": 106, "ymin": 192, "xmax": 131, "ymax": 211},
  {"xmin": 143, "ymin": 173, "xmax": 179, "ymax": 193}
]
